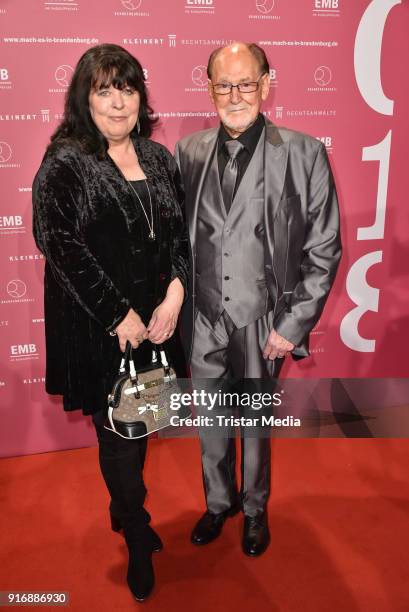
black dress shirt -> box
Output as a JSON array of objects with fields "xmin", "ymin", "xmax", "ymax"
[{"xmin": 217, "ymin": 113, "xmax": 265, "ymax": 197}]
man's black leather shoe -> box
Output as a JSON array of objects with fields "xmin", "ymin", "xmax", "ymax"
[
  {"xmin": 242, "ymin": 512, "xmax": 270, "ymax": 557},
  {"xmin": 110, "ymin": 514, "xmax": 163, "ymax": 552},
  {"xmin": 191, "ymin": 506, "xmax": 240, "ymax": 545}
]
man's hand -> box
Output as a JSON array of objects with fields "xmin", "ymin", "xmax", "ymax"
[
  {"xmin": 263, "ymin": 328, "xmax": 295, "ymax": 360},
  {"xmin": 147, "ymin": 278, "xmax": 184, "ymax": 344},
  {"xmin": 115, "ymin": 308, "xmax": 148, "ymax": 352}
]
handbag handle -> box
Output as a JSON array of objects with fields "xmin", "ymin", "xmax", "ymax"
[{"xmin": 118, "ymin": 341, "xmax": 171, "ymax": 378}]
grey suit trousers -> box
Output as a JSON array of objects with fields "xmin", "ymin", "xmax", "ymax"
[{"xmin": 191, "ymin": 308, "xmax": 284, "ymax": 516}]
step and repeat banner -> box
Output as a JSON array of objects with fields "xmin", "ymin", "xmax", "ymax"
[{"xmin": 0, "ymin": 0, "xmax": 408, "ymax": 456}]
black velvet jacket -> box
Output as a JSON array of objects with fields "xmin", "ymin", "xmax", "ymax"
[{"xmin": 32, "ymin": 135, "xmax": 188, "ymax": 415}]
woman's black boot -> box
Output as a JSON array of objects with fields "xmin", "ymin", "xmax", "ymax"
[
  {"xmin": 110, "ymin": 511, "xmax": 163, "ymax": 552},
  {"xmin": 125, "ymin": 531, "xmax": 155, "ymax": 602}
]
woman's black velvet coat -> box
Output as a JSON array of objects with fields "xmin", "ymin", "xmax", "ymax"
[{"xmin": 32, "ymin": 135, "xmax": 188, "ymax": 415}]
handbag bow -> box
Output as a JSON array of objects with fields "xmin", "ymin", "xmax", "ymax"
[{"xmin": 137, "ymin": 403, "xmax": 159, "ymax": 415}]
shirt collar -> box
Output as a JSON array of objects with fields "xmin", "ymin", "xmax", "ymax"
[{"xmin": 218, "ymin": 113, "xmax": 265, "ymax": 154}]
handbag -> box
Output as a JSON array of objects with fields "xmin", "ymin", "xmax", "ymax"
[{"xmin": 105, "ymin": 341, "xmax": 188, "ymax": 439}]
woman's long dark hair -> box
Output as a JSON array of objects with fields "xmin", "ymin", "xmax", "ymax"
[{"xmin": 50, "ymin": 43, "xmax": 158, "ymax": 158}]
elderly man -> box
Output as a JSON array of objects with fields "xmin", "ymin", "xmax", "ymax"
[{"xmin": 176, "ymin": 43, "xmax": 341, "ymax": 556}]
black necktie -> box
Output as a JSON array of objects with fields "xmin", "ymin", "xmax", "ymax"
[{"xmin": 221, "ymin": 140, "xmax": 244, "ymax": 213}]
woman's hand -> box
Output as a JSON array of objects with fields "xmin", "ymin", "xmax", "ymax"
[
  {"xmin": 147, "ymin": 278, "xmax": 184, "ymax": 344},
  {"xmin": 115, "ymin": 308, "xmax": 148, "ymax": 352}
]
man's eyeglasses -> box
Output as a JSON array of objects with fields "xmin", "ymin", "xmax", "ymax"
[{"xmin": 211, "ymin": 73, "xmax": 266, "ymax": 96}]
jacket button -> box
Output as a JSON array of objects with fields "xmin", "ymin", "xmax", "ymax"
[
  {"xmin": 224, "ymin": 296, "xmax": 230, "ymax": 302},
  {"xmin": 159, "ymin": 273, "xmax": 166, "ymax": 281},
  {"xmin": 224, "ymin": 252, "xmax": 229, "ymax": 257},
  {"xmin": 224, "ymin": 276, "xmax": 230, "ymax": 280}
]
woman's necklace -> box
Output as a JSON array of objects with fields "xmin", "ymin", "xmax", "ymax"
[{"xmin": 127, "ymin": 179, "xmax": 156, "ymax": 241}]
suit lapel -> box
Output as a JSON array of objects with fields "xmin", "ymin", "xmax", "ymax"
[
  {"xmin": 263, "ymin": 119, "xmax": 289, "ymax": 220},
  {"xmin": 188, "ymin": 130, "xmax": 218, "ymax": 253},
  {"xmin": 263, "ymin": 119, "xmax": 289, "ymax": 272}
]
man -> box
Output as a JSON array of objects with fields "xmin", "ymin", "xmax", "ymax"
[{"xmin": 175, "ymin": 43, "xmax": 341, "ymax": 556}]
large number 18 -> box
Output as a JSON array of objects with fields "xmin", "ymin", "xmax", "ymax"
[{"xmin": 340, "ymin": 0, "xmax": 401, "ymax": 352}]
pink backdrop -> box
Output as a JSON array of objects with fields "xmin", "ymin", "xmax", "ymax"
[{"xmin": 1, "ymin": 0, "xmax": 408, "ymax": 457}]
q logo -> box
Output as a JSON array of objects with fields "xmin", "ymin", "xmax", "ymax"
[
  {"xmin": 0, "ymin": 141, "xmax": 12, "ymax": 163},
  {"xmin": 354, "ymin": 0, "xmax": 401, "ymax": 115},
  {"xmin": 121, "ymin": 0, "xmax": 142, "ymax": 10},
  {"xmin": 7, "ymin": 280, "xmax": 27, "ymax": 299},
  {"xmin": 256, "ymin": 0, "xmax": 275, "ymax": 13},
  {"xmin": 55, "ymin": 65, "xmax": 74, "ymax": 88},
  {"xmin": 314, "ymin": 66, "xmax": 332, "ymax": 87},
  {"xmin": 192, "ymin": 66, "xmax": 208, "ymax": 87}
]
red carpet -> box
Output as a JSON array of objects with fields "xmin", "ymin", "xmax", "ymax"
[{"xmin": 1, "ymin": 438, "xmax": 409, "ymax": 611}]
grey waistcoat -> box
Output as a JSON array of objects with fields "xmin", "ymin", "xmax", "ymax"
[{"xmin": 195, "ymin": 128, "xmax": 270, "ymax": 328}]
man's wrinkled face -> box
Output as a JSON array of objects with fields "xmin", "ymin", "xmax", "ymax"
[{"xmin": 208, "ymin": 47, "xmax": 270, "ymax": 138}]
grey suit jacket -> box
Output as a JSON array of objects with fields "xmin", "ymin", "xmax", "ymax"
[{"xmin": 175, "ymin": 117, "xmax": 342, "ymax": 361}]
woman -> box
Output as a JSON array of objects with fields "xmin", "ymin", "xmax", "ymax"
[{"xmin": 32, "ymin": 44, "xmax": 188, "ymax": 602}]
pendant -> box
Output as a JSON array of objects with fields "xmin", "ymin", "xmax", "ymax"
[{"xmin": 148, "ymin": 230, "xmax": 156, "ymax": 241}]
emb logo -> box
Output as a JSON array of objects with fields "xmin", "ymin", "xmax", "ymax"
[
  {"xmin": 315, "ymin": 0, "xmax": 338, "ymax": 8},
  {"xmin": 0, "ymin": 216, "xmax": 23, "ymax": 228},
  {"xmin": 11, "ymin": 344, "xmax": 37, "ymax": 356},
  {"xmin": 317, "ymin": 137, "xmax": 332, "ymax": 148}
]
